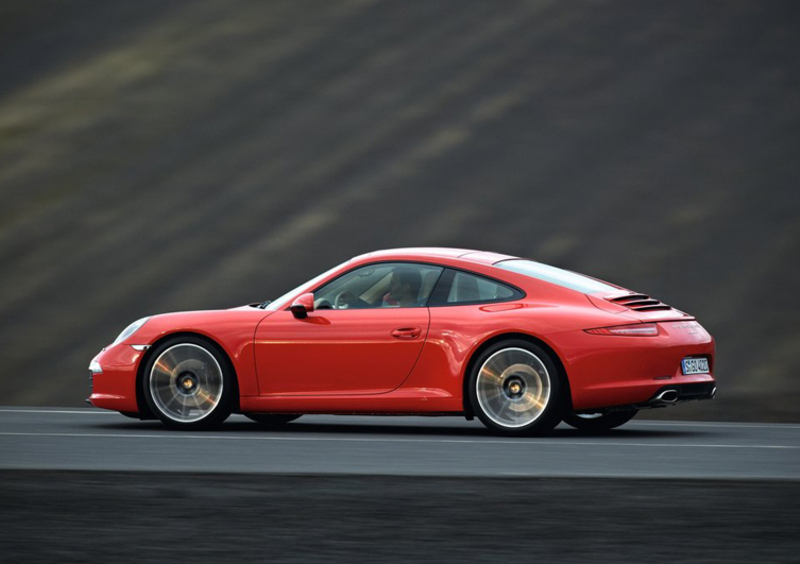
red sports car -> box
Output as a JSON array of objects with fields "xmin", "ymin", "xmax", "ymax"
[{"xmin": 89, "ymin": 248, "xmax": 716, "ymax": 435}]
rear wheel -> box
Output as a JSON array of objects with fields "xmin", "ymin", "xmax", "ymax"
[
  {"xmin": 143, "ymin": 336, "xmax": 234, "ymax": 430},
  {"xmin": 468, "ymin": 340, "xmax": 563, "ymax": 436},
  {"xmin": 562, "ymin": 410, "xmax": 637, "ymax": 431},
  {"xmin": 245, "ymin": 414, "xmax": 302, "ymax": 426}
]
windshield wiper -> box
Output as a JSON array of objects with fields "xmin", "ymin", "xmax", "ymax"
[{"xmin": 257, "ymin": 300, "xmax": 272, "ymax": 309}]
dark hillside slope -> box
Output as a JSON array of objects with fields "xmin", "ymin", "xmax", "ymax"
[{"xmin": 1, "ymin": 0, "xmax": 798, "ymax": 419}]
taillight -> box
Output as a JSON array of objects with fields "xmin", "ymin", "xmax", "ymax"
[{"xmin": 585, "ymin": 323, "xmax": 659, "ymax": 336}]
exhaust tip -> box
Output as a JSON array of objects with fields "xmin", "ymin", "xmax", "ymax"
[
  {"xmin": 656, "ymin": 389, "xmax": 679, "ymax": 403},
  {"xmin": 711, "ymin": 386, "xmax": 717, "ymax": 399}
]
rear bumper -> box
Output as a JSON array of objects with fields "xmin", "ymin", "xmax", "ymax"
[
  {"xmin": 560, "ymin": 320, "xmax": 717, "ymax": 411},
  {"xmin": 87, "ymin": 344, "xmax": 143, "ymax": 413},
  {"xmin": 649, "ymin": 381, "xmax": 717, "ymax": 403},
  {"xmin": 577, "ymin": 381, "xmax": 717, "ymax": 414}
]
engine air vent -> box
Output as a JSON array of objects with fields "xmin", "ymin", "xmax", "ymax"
[{"xmin": 608, "ymin": 293, "xmax": 672, "ymax": 312}]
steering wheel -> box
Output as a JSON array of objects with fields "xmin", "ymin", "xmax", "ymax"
[
  {"xmin": 316, "ymin": 299, "xmax": 333, "ymax": 310},
  {"xmin": 334, "ymin": 291, "xmax": 357, "ymax": 309}
]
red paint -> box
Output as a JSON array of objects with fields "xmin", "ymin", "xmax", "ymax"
[
  {"xmin": 289, "ymin": 293, "xmax": 315, "ymax": 318},
  {"xmin": 253, "ymin": 307, "xmax": 430, "ymax": 395},
  {"xmin": 89, "ymin": 247, "xmax": 716, "ymax": 419}
]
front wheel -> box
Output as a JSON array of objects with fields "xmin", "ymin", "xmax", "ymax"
[
  {"xmin": 562, "ymin": 410, "xmax": 637, "ymax": 431},
  {"xmin": 468, "ymin": 340, "xmax": 563, "ymax": 436},
  {"xmin": 143, "ymin": 336, "xmax": 234, "ymax": 430}
]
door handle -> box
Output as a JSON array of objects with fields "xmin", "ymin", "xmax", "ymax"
[{"xmin": 390, "ymin": 327, "xmax": 422, "ymax": 339}]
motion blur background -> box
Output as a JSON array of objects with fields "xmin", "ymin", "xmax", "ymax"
[{"xmin": 1, "ymin": 0, "xmax": 798, "ymax": 419}]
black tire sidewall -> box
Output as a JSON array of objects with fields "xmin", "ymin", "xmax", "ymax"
[
  {"xmin": 142, "ymin": 335, "xmax": 234, "ymax": 430},
  {"xmin": 468, "ymin": 339, "xmax": 563, "ymax": 436}
]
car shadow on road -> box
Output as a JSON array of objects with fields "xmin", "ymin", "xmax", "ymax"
[{"xmin": 96, "ymin": 417, "xmax": 707, "ymax": 439}]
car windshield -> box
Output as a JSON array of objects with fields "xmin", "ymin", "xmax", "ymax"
[
  {"xmin": 494, "ymin": 259, "xmax": 618, "ymax": 294},
  {"xmin": 264, "ymin": 261, "xmax": 349, "ymax": 311}
]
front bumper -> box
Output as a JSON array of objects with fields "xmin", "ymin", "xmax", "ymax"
[{"xmin": 87, "ymin": 344, "xmax": 146, "ymax": 413}]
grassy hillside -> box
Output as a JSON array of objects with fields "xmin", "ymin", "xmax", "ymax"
[{"xmin": 1, "ymin": 0, "xmax": 798, "ymax": 420}]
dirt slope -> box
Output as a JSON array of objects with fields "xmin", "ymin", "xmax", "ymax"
[{"xmin": 1, "ymin": 0, "xmax": 798, "ymax": 419}]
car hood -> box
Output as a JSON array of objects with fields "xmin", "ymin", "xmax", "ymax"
[{"xmin": 127, "ymin": 307, "xmax": 273, "ymax": 345}]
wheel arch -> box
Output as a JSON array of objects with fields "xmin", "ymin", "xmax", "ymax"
[
  {"xmin": 135, "ymin": 331, "xmax": 241, "ymax": 418},
  {"xmin": 461, "ymin": 332, "xmax": 573, "ymax": 419}
]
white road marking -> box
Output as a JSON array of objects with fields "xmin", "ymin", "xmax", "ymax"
[
  {"xmin": 0, "ymin": 431, "xmax": 797, "ymax": 449},
  {"xmin": 0, "ymin": 409, "xmax": 117, "ymax": 414},
  {"xmin": 631, "ymin": 421, "xmax": 800, "ymax": 430},
  {"xmin": 1, "ymin": 409, "xmax": 799, "ymax": 429}
]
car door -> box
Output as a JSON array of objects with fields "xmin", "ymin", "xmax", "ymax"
[{"xmin": 254, "ymin": 262, "xmax": 443, "ymax": 395}]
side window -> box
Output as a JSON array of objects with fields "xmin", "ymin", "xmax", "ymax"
[
  {"xmin": 313, "ymin": 263, "xmax": 443, "ymax": 310},
  {"xmin": 428, "ymin": 269, "xmax": 521, "ymax": 306}
]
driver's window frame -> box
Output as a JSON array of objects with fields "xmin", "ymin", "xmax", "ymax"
[{"xmin": 305, "ymin": 261, "xmax": 445, "ymax": 311}]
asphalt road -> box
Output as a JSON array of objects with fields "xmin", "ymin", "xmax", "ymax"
[
  {"xmin": 3, "ymin": 407, "xmax": 800, "ymax": 563},
  {"xmin": 2, "ymin": 407, "xmax": 798, "ymax": 478}
]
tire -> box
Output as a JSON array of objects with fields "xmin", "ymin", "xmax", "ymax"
[
  {"xmin": 245, "ymin": 414, "xmax": 302, "ymax": 426},
  {"xmin": 468, "ymin": 339, "xmax": 563, "ymax": 436},
  {"xmin": 562, "ymin": 410, "xmax": 637, "ymax": 431},
  {"xmin": 142, "ymin": 336, "xmax": 234, "ymax": 430}
]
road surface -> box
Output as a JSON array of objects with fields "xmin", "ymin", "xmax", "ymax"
[
  {"xmin": 3, "ymin": 407, "xmax": 800, "ymax": 563},
  {"xmin": 1, "ymin": 407, "xmax": 798, "ymax": 478}
]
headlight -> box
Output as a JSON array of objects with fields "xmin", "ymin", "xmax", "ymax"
[
  {"xmin": 89, "ymin": 357, "xmax": 103, "ymax": 374},
  {"xmin": 111, "ymin": 317, "xmax": 150, "ymax": 346}
]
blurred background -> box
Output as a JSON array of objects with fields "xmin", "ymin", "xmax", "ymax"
[{"xmin": 1, "ymin": 0, "xmax": 798, "ymax": 420}]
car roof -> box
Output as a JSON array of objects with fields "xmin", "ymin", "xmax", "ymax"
[{"xmin": 354, "ymin": 247, "xmax": 518, "ymax": 266}]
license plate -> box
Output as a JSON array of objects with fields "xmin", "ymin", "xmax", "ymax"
[{"xmin": 682, "ymin": 357, "xmax": 709, "ymax": 375}]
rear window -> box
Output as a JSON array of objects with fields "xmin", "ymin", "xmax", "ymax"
[
  {"xmin": 446, "ymin": 271, "xmax": 516, "ymax": 304},
  {"xmin": 494, "ymin": 259, "xmax": 618, "ymax": 294}
]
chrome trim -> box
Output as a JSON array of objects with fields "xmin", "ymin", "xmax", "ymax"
[{"xmin": 654, "ymin": 389, "xmax": 679, "ymax": 403}]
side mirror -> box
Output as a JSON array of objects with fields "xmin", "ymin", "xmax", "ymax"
[{"xmin": 290, "ymin": 293, "xmax": 315, "ymax": 319}]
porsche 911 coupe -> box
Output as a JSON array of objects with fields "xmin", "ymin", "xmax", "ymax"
[{"xmin": 88, "ymin": 247, "xmax": 716, "ymax": 435}]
